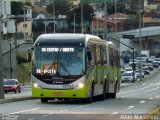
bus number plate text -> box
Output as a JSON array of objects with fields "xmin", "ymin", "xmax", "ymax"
[{"xmin": 53, "ymin": 92, "xmax": 62, "ymax": 96}]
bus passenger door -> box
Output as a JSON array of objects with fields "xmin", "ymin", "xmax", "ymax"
[{"xmin": 94, "ymin": 46, "xmax": 104, "ymax": 95}]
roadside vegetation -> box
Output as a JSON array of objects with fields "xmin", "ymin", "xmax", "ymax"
[{"xmin": 16, "ymin": 51, "xmax": 31, "ymax": 85}]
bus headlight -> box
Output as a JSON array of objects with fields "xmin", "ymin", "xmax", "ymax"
[
  {"xmin": 33, "ymin": 83, "xmax": 41, "ymax": 89},
  {"xmin": 78, "ymin": 82, "xmax": 84, "ymax": 89}
]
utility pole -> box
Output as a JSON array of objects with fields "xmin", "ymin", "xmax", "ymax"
[
  {"xmin": 104, "ymin": 0, "xmax": 107, "ymax": 39},
  {"xmin": 114, "ymin": 0, "xmax": 117, "ymax": 32},
  {"xmin": 53, "ymin": 0, "xmax": 55, "ymax": 33},
  {"xmin": 74, "ymin": 13, "xmax": 76, "ymax": 33},
  {"xmin": 81, "ymin": 1, "xmax": 83, "ymax": 33},
  {"xmin": 0, "ymin": 0, "xmax": 5, "ymax": 99},
  {"xmin": 139, "ymin": 0, "xmax": 142, "ymax": 81}
]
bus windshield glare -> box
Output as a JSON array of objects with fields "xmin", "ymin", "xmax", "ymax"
[{"xmin": 32, "ymin": 46, "xmax": 85, "ymax": 76}]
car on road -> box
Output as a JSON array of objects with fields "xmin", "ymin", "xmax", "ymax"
[
  {"xmin": 135, "ymin": 69, "xmax": 145, "ymax": 78},
  {"xmin": 121, "ymin": 71, "xmax": 137, "ymax": 83},
  {"xmin": 142, "ymin": 67, "xmax": 150, "ymax": 75},
  {"xmin": 143, "ymin": 62, "xmax": 153, "ymax": 71},
  {"xmin": 124, "ymin": 67, "xmax": 133, "ymax": 72},
  {"xmin": 152, "ymin": 61, "xmax": 158, "ymax": 68},
  {"xmin": 148, "ymin": 56, "xmax": 155, "ymax": 63},
  {"xmin": 3, "ymin": 79, "xmax": 21, "ymax": 94},
  {"xmin": 154, "ymin": 58, "xmax": 160, "ymax": 65}
]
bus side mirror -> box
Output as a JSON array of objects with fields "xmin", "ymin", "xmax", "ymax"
[{"xmin": 87, "ymin": 51, "xmax": 92, "ymax": 65}]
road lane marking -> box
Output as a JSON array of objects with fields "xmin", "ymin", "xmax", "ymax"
[
  {"xmin": 59, "ymin": 109, "xmax": 69, "ymax": 112},
  {"xmin": 28, "ymin": 118, "xmax": 35, "ymax": 120},
  {"xmin": 142, "ymin": 83, "xmax": 147, "ymax": 85},
  {"xmin": 112, "ymin": 112, "xmax": 119, "ymax": 115},
  {"xmin": 119, "ymin": 86, "xmax": 151, "ymax": 94},
  {"xmin": 120, "ymin": 81, "xmax": 160, "ymax": 94},
  {"xmin": 139, "ymin": 101, "xmax": 146, "ymax": 103},
  {"xmin": 149, "ymin": 97, "xmax": 153, "ymax": 100},
  {"xmin": 10, "ymin": 108, "xmax": 40, "ymax": 114},
  {"xmin": 42, "ymin": 113, "xmax": 53, "ymax": 117},
  {"xmin": 122, "ymin": 86, "xmax": 160, "ymax": 97},
  {"xmin": 127, "ymin": 106, "xmax": 135, "ymax": 109},
  {"xmin": 121, "ymin": 96, "xmax": 125, "ymax": 98},
  {"xmin": 156, "ymin": 95, "xmax": 159, "ymax": 98},
  {"xmin": 147, "ymin": 87, "xmax": 159, "ymax": 92}
]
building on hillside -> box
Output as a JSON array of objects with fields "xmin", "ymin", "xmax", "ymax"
[
  {"xmin": 0, "ymin": 0, "xmax": 16, "ymax": 79},
  {"xmin": 107, "ymin": 13, "xmax": 128, "ymax": 32},
  {"xmin": 16, "ymin": 20, "xmax": 32, "ymax": 41},
  {"xmin": 69, "ymin": 0, "xmax": 80, "ymax": 7},
  {"xmin": 0, "ymin": 0, "xmax": 16, "ymax": 39}
]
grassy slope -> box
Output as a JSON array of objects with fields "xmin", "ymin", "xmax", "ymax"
[{"xmin": 16, "ymin": 51, "xmax": 31, "ymax": 85}]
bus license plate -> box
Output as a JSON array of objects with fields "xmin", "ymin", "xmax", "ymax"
[{"xmin": 53, "ymin": 92, "xmax": 62, "ymax": 96}]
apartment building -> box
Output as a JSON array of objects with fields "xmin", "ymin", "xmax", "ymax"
[{"xmin": 0, "ymin": 0, "xmax": 16, "ymax": 38}]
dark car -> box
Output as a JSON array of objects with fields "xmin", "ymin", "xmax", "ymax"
[
  {"xmin": 142, "ymin": 67, "xmax": 150, "ymax": 75},
  {"xmin": 152, "ymin": 61, "xmax": 159, "ymax": 68},
  {"xmin": 4, "ymin": 79, "xmax": 21, "ymax": 94}
]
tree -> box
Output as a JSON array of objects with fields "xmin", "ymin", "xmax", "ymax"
[
  {"xmin": 11, "ymin": 1, "xmax": 23, "ymax": 15},
  {"xmin": 33, "ymin": 19, "xmax": 45, "ymax": 31},
  {"xmin": 123, "ymin": 14, "xmax": 139, "ymax": 30},
  {"xmin": 66, "ymin": 3, "xmax": 94, "ymax": 29},
  {"xmin": 46, "ymin": 0, "xmax": 71, "ymax": 16}
]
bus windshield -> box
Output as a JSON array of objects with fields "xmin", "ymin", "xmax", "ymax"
[{"xmin": 32, "ymin": 46, "xmax": 85, "ymax": 76}]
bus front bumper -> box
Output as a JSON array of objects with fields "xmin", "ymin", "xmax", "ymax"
[{"xmin": 32, "ymin": 86, "xmax": 89, "ymax": 99}]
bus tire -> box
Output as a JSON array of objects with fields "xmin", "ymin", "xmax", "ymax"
[
  {"xmin": 101, "ymin": 80, "xmax": 106, "ymax": 100},
  {"xmin": 111, "ymin": 83, "xmax": 117, "ymax": 99},
  {"xmin": 85, "ymin": 82, "xmax": 94, "ymax": 103},
  {"xmin": 41, "ymin": 98, "xmax": 48, "ymax": 103}
]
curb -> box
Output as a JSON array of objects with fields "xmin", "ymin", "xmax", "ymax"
[{"xmin": 0, "ymin": 96, "xmax": 33, "ymax": 104}]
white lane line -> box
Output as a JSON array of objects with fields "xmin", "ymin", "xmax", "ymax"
[
  {"xmin": 112, "ymin": 112, "xmax": 119, "ymax": 115},
  {"xmin": 127, "ymin": 106, "xmax": 135, "ymax": 109},
  {"xmin": 119, "ymin": 81, "xmax": 160, "ymax": 94},
  {"xmin": 139, "ymin": 101, "xmax": 146, "ymax": 103},
  {"xmin": 42, "ymin": 113, "xmax": 53, "ymax": 117},
  {"xmin": 123, "ymin": 87, "xmax": 160, "ymax": 97},
  {"xmin": 28, "ymin": 118, "xmax": 35, "ymax": 120},
  {"xmin": 119, "ymin": 86, "xmax": 151, "ymax": 94},
  {"xmin": 121, "ymin": 96, "xmax": 125, "ymax": 98},
  {"xmin": 59, "ymin": 109, "xmax": 69, "ymax": 113},
  {"xmin": 149, "ymin": 98, "xmax": 153, "ymax": 100},
  {"xmin": 10, "ymin": 108, "xmax": 40, "ymax": 114},
  {"xmin": 148, "ymin": 87, "xmax": 159, "ymax": 92},
  {"xmin": 156, "ymin": 95, "xmax": 159, "ymax": 98},
  {"xmin": 142, "ymin": 83, "xmax": 147, "ymax": 85}
]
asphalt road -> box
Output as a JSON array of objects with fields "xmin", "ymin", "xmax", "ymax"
[{"xmin": 0, "ymin": 70, "xmax": 160, "ymax": 120}]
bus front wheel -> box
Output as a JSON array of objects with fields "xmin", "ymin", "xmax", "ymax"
[
  {"xmin": 85, "ymin": 83, "xmax": 94, "ymax": 103},
  {"xmin": 41, "ymin": 98, "xmax": 48, "ymax": 103}
]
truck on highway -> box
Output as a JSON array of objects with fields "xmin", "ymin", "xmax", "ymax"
[{"xmin": 141, "ymin": 50, "xmax": 150, "ymax": 62}]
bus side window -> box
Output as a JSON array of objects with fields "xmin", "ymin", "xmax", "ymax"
[
  {"xmin": 87, "ymin": 47, "xmax": 92, "ymax": 65},
  {"xmin": 104, "ymin": 48, "xmax": 107, "ymax": 64}
]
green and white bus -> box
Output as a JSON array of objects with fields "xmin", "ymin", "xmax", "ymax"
[{"xmin": 31, "ymin": 33, "xmax": 120, "ymax": 103}]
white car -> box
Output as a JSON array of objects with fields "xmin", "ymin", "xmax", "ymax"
[
  {"xmin": 124, "ymin": 67, "xmax": 133, "ymax": 72},
  {"xmin": 121, "ymin": 71, "xmax": 137, "ymax": 83},
  {"xmin": 154, "ymin": 58, "xmax": 160, "ymax": 65},
  {"xmin": 135, "ymin": 69, "xmax": 145, "ymax": 78},
  {"xmin": 129, "ymin": 59, "xmax": 137, "ymax": 67},
  {"xmin": 142, "ymin": 67, "xmax": 150, "ymax": 75},
  {"xmin": 148, "ymin": 56, "xmax": 155, "ymax": 63}
]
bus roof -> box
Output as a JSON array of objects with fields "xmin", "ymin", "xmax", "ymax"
[{"xmin": 34, "ymin": 33, "xmax": 101, "ymax": 46}]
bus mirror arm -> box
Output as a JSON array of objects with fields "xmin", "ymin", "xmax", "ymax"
[{"xmin": 87, "ymin": 51, "xmax": 92, "ymax": 65}]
